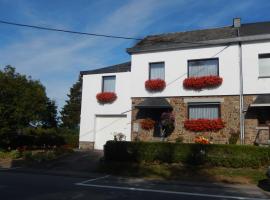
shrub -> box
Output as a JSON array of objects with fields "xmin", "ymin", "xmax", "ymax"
[{"xmin": 104, "ymin": 141, "xmax": 270, "ymax": 168}]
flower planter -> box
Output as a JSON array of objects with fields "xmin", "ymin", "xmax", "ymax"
[
  {"xmin": 140, "ymin": 119, "xmax": 155, "ymax": 130},
  {"xmin": 183, "ymin": 75, "xmax": 223, "ymax": 90},
  {"xmin": 194, "ymin": 136, "xmax": 210, "ymax": 144},
  {"xmin": 96, "ymin": 92, "xmax": 117, "ymax": 103},
  {"xmin": 145, "ymin": 79, "xmax": 166, "ymax": 92},
  {"xmin": 184, "ymin": 118, "xmax": 225, "ymax": 132}
]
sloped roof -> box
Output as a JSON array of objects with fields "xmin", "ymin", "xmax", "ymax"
[
  {"xmin": 80, "ymin": 61, "xmax": 131, "ymax": 75},
  {"xmin": 135, "ymin": 98, "xmax": 172, "ymax": 109},
  {"xmin": 127, "ymin": 21, "xmax": 270, "ymax": 54},
  {"xmin": 250, "ymin": 94, "xmax": 270, "ymax": 107}
]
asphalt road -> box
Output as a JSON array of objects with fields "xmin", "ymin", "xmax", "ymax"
[{"xmin": 0, "ymin": 169, "xmax": 269, "ymax": 200}]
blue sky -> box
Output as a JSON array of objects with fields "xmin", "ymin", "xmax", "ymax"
[{"xmin": 0, "ymin": 0, "xmax": 270, "ymax": 110}]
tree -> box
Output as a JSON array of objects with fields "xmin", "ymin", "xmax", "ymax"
[
  {"xmin": 60, "ymin": 76, "xmax": 82, "ymax": 130},
  {"xmin": 0, "ymin": 65, "xmax": 58, "ymax": 134}
]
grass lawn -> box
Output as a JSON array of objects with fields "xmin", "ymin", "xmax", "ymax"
[{"xmin": 98, "ymin": 161, "xmax": 268, "ymax": 185}]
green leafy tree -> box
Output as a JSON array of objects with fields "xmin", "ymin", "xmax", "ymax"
[
  {"xmin": 0, "ymin": 65, "xmax": 58, "ymax": 134},
  {"xmin": 60, "ymin": 76, "xmax": 82, "ymax": 130}
]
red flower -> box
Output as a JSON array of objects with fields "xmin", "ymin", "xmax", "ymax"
[
  {"xmin": 183, "ymin": 76, "xmax": 223, "ymax": 90},
  {"xmin": 96, "ymin": 92, "xmax": 117, "ymax": 103},
  {"xmin": 140, "ymin": 118, "xmax": 155, "ymax": 130},
  {"xmin": 184, "ymin": 118, "xmax": 225, "ymax": 132},
  {"xmin": 145, "ymin": 79, "xmax": 166, "ymax": 91}
]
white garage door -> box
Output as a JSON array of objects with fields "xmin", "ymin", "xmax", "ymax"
[{"xmin": 94, "ymin": 115, "xmax": 129, "ymax": 150}]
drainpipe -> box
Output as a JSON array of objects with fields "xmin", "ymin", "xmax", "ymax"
[
  {"xmin": 234, "ymin": 18, "xmax": 245, "ymax": 144},
  {"xmin": 238, "ymin": 41, "xmax": 245, "ymax": 144}
]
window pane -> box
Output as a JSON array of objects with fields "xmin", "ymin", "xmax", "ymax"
[
  {"xmin": 189, "ymin": 104, "xmax": 219, "ymax": 119},
  {"xmin": 150, "ymin": 62, "xmax": 165, "ymax": 80},
  {"xmin": 259, "ymin": 55, "xmax": 270, "ymax": 77},
  {"xmin": 188, "ymin": 59, "xmax": 218, "ymax": 77},
  {"xmin": 102, "ymin": 76, "xmax": 116, "ymax": 92}
]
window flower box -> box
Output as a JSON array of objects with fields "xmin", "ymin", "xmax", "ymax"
[
  {"xmin": 140, "ymin": 118, "xmax": 155, "ymax": 130},
  {"xmin": 145, "ymin": 79, "xmax": 166, "ymax": 91},
  {"xmin": 184, "ymin": 118, "xmax": 225, "ymax": 132},
  {"xmin": 183, "ymin": 75, "xmax": 223, "ymax": 90},
  {"xmin": 96, "ymin": 92, "xmax": 117, "ymax": 103}
]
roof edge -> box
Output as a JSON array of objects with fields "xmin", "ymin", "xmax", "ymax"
[{"xmin": 127, "ymin": 33, "xmax": 270, "ymax": 54}]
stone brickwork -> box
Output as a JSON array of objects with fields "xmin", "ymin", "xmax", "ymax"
[
  {"xmin": 79, "ymin": 141, "xmax": 94, "ymax": 149},
  {"xmin": 131, "ymin": 95, "xmax": 260, "ymax": 144}
]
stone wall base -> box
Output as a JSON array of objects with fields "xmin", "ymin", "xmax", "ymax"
[
  {"xmin": 79, "ymin": 141, "xmax": 95, "ymax": 150},
  {"xmin": 131, "ymin": 95, "xmax": 264, "ymax": 145}
]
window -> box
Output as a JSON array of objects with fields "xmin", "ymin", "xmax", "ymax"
[
  {"xmin": 149, "ymin": 62, "xmax": 165, "ymax": 80},
  {"xmin": 188, "ymin": 103, "xmax": 220, "ymax": 119},
  {"xmin": 188, "ymin": 58, "xmax": 218, "ymax": 77},
  {"xmin": 259, "ymin": 54, "xmax": 270, "ymax": 77},
  {"xmin": 102, "ymin": 76, "xmax": 116, "ymax": 92}
]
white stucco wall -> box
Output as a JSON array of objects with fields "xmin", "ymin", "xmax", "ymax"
[
  {"xmin": 131, "ymin": 45, "xmax": 241, "ymax": 97},
  {"xmin": 242, "ymin": 40, "xmax": 270, "ymax": 94},
  {"xmin": 79, "ymin": 72, "xmax": 131, "ymax": 143}
]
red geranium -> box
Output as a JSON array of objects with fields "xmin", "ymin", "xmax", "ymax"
[
  {"xmin": 96, "ymin": 92, "xmax": 117, "ymax": 103},
  {"xmin": 183, "ymin": 76, "xmax": 223, "ymax": 90},
  {"xmin": 140, "ymin": 118, "xmax": 155, "ymax": 130},
  {"xmin": 145, "ymin": 79, "xmax": 166, "ymax": 91},
  {"xmin": 184, "ymin": 118, "xmax": 225, "ymax": 132}
]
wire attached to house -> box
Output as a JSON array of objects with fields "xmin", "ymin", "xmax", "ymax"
[
  {"xmin": 0, "ymin": 19, "xmax": 226, "ymax": 46},
  {"xmin": 0, "ymin": 20, "xmax": 142, "ymax": 40}
]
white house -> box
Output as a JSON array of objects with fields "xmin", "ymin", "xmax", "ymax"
[{"xmin": 79, "ymin": 18, "xmax": 270, "ymax": 150}]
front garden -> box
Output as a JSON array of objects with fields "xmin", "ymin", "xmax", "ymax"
[{"xmin": 100, "ymin": 141, "xmax": 270, "ymax": 184}]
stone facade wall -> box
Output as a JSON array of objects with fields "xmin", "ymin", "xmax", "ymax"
[
  {"xmin": 79, "ymin": 141, "xmax": 95, "ymax": 150},
  {"xmin": 131, "ymin": 95, "xmax": 260, "ymax": 144}
]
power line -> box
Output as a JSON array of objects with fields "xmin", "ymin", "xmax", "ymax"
[
  {"xmin": 0, "ymin": 19, "xmax": 226, "ymax": 46},
  {"xmin": 0, "ymin": 19, "xmax": 142, "ymax": 40}
]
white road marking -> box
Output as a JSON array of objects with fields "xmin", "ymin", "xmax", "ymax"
[
  {"xmin": 75, "ymin": 182, "xmax": 269, "ymax": 200},
  {"xmin": 78, "ymin": 175, "xmax": 110, "ymax": 184}
]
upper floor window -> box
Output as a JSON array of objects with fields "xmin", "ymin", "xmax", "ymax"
[
  {"xmin": 188, "ymin": 103, "xmax": 220, "ymax": 119},
  {"xmin": 102, "ymin": 76, "xmax": 116, "ymax": 92},
  {"xmin": 259, "ymin": 54, "xmax": 270, "ymax": 77},
  {"xmin": 149, "ymin": 62, "xmax": 165, "ymax": 80},
  {"xmin": 188, "ymin": 58, "xmax": 219, "ymax": 77}
]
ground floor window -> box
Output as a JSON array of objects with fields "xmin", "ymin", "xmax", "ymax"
[{"xmin": 188, "ymin": 103, "xmax": 220, "ymax": 119}]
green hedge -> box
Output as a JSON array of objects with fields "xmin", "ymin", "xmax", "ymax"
[
  {"xmin": 104, "ymin": 141, "xmax": 270, "ymax": 168},
  {"xmin": 0, "ymin": 128, "xmax": 79, "ymax": 150}
]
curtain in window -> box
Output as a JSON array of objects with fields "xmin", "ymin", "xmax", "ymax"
[
  {"xmin": 103, "ymin": 76, "xmax": 116, "ymax": 92},
  {"xmin": 150, "ymin": 63, "xmax": 165, "ymax": 80},
  {"xmin": 259, "ymin": 57, "xmax": 270, "ymax": 77},
  {"xmin": 189, "ymin": 104, "xmax": 219, "ymax": 119},
  {"xmin": 189, "ymin": 59, "xmax": 218, "ymax": 77}
]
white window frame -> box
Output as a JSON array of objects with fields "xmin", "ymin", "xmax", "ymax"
[
  {"xmin": 188, "ymin": 102, "xmax": 221, "ymax": 120},
  {"xmin": 258, "ymin": 54, "xmax": 270, "ymax": 78},
  {"xmin": 188, "ymin": 58, "xmax": 219, "ymax": 78},
  {"xmin": 149, "ymin": 62, "xmax": 165, "ymax": 80}
]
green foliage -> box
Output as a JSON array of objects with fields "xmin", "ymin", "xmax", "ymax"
[
  {"xmin": 0, "ymin": 150, "xmax": 21, "ymax": 159},
  {"xmin": 0, "ymin": 65, "xmax": 58, "ymax": 135},
  {"xmin": 60, "ymin": 76, "xmax": 82, "ymax": 129},
  {"xmin": 0, "ymin": 128, "xmax": 78, "ymax": 150},
  {"xmin": 104, "ymin": 141, "xmax": 270, "ymax": 168}
]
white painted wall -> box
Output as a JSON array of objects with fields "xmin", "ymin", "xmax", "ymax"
[
  {"xmin": 242, "ymin": 41, "xmax": 270, "ymax": 94},
  {"xmin": 79, "ymin": 40, "xmax": 270, "ymax": 145},
  {"xmin": 79, "ymin": 72, "xmax": 131, "ymax": 144},
  {"xmin": 131, "ymin": 45, "xmax": 241, "ymax": 97}
]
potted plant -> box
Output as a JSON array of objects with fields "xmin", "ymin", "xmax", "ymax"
[
  {"xmin": 183, "ymin": 75, "xmax": 223, "ymax": 90},
  {"xmin": 145, "ymin": 79, "xmax": 166, "ymax": 92},
  {"xmin": 96, "ymin": 92, "xmax": 117, "ymax": 103}
]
